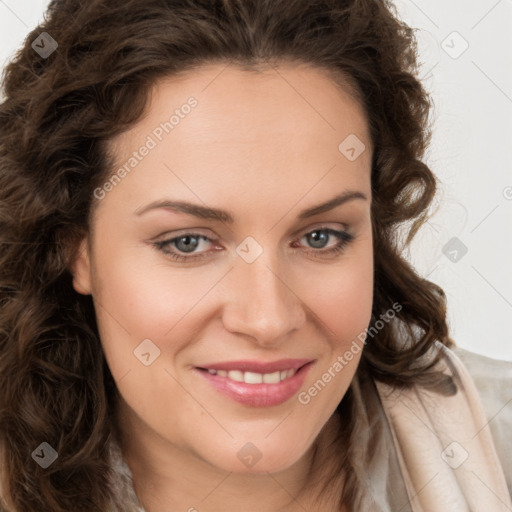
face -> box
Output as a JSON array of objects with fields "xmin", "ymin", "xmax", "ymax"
[{"xmin": 72, "ymin": 62, "xmax": 373, "ymax": 475}]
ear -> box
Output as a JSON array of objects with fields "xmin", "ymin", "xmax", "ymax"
[{"xmin": 70, "ymin": 237, "xmax": 93, "ymax": 295}]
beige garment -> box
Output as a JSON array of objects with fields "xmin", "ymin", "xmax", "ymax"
[
  {"xmin": 376, "ymin": 343, "xmax": 512, "ymax": 512},
  {"xmin": 454, "ymin": 346, "xmax": 512, "ymax": 497}
]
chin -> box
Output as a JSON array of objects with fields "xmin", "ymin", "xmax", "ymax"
[{"xmin": 198, "ymin": 436, "xmax": 311, "ymax": 475}]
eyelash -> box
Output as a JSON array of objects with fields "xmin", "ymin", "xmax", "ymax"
[{"xmin": 152, "ymin": 227, "xmax": 355, "ymax": 263}]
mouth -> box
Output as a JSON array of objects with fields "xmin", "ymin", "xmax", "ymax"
[{"xmin": 194, "ymin": 359, "xmax": 314, "ymax": 407}]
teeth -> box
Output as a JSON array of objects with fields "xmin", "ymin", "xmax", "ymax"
[
  {"xmin": 263, "ymin": 371, "xmax": 281, "ymax": 384},
  {"xmin": 227, "ymin": 370, "xmax": 244, "ymax": 382},
  {"xmin": 206, "ymin": 368, "xmax": 297, "ymax": 383},
  {"xmin": 243, "ymin": 371, "xmax": 263, "ymax": 384}
]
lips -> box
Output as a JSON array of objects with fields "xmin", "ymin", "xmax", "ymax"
[{"xmin": 195, "ymin": 358, "xmax": 314, "ymax": 407}]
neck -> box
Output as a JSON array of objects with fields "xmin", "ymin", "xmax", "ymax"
[{"xmin": 116, "ymin": 400, "xmax": 344, "ymax": 512}]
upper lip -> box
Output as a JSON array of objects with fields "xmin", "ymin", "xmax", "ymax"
[{"xmin": 196, "ymin": 358, "xmax": 313, "ymax": 373}]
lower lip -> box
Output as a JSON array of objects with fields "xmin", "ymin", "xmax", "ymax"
[{"xmin": 195, "ymin": 362, "xmax": 314, "ymax": 407}]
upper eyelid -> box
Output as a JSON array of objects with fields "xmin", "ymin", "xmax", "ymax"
[
  {"xmin": 157, "ymin": 222, "xmax": 350, "ymax": 242},
  {"xmin": 289, "ymin": 221, "xmax": 349, "ymax": 240},
  {"xmin": 157, "ymin": 225, "xmax": 351, "ymax": 250}
]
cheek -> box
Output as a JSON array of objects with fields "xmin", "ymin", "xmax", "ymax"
[
  {"xmin": 297, "ymin": 246, "xmax": 374, "ymax": 350},
  {"xmin": 89, "ymin": 234, "xmax": 220, "ymax": 385},
  {"xmin": 91, "ymin": 237, "xmax": 220, "ymax": 337},
  {"xmin": 289, "ymin": 250, "xmax": 373, "ymax": 432}
]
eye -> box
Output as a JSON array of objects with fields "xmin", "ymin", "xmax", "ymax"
[
  {"xmin": 293, "ymin": 227, "xmax": 355, "ymax": 258},
  {"xmin": 153, "ymin": 233, "xmax": 217, "ymax": 262},
  {"xmin": 152, "ymin": 226, "xmax": 355, "ymax": 263}
]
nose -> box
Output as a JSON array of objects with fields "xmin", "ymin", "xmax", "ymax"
[{"xmin": 221, "ymin": 249, "xmax": 306, "ymax": 347}]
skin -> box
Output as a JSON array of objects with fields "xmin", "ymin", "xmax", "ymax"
[{"xmin": 71, "ymin": 62, "xmax": 374, "ymax": 512}]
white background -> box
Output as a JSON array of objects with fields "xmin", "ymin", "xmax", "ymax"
[{"xmin": 1, "ymin": 0, "xmax": 511, "ymax": 361}]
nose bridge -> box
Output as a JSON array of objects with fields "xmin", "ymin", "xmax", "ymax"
[{"xmin": 222, "ymin": 244, "xmax": 305, "ymax": 344}]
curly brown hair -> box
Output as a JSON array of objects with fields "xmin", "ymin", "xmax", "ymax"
[{"xmin": 0, "ymin": 0, "xmax": 454, "ymax": 510}]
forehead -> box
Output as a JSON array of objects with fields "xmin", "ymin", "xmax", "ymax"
[
  {"xmin": 113, "ymin": 61, "xmax": 370, "ymax": 147},
  {"xmin": 154, "ymin": 62, "xmax": 368, "ymax": 144},
  {"xmin": 103, "ymin": 62, "xmax": 372, "ymax": 211}
]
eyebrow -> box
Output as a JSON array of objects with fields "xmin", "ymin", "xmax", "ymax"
[{"xmin": 134, "ymin": 190, "xmax": 368, "ymax": 222}]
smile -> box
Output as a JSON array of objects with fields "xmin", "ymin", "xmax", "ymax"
[{"xmin": 195, "ymin": 359, "xmax": 314, "ymax": 407}]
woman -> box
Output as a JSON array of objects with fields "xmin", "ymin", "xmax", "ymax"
[{"xmin": 0, "ymin": 0, "xmax": 510, "ymax": 510}]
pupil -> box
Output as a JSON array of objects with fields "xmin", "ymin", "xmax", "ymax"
[
  {"xmin": 309, "ymin": 231, "xmax": 327, "ymax": 248},
  {"xmin": 176, "ymin": 235, "xmax": 198, "ymax": 253}
]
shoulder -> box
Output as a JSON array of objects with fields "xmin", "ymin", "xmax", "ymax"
[
  {"xmin": 452, "ymin": 345, "xmax": 512, "ymax": 383},
  {"xmin": 450, "ymin": 346, "xmax": 512, "ymax": 497},
  {"xmin": 450, "ymin": 346, "xmax": 512, "ymax": 427}
]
